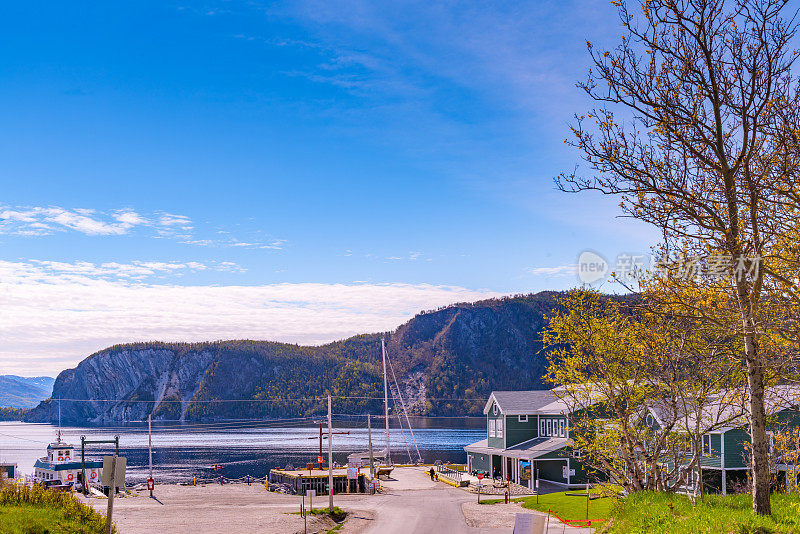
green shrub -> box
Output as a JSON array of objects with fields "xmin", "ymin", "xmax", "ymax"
[{"xmin": 0, "ymin": 484, "xmax": 112, "ymax": 534}]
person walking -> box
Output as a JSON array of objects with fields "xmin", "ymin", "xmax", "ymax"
[{"xmin": 429, "ymin": 467, "xmax": 435, "ymax": 481}]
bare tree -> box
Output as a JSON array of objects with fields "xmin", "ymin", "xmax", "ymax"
[{"xmin": 559, "ymin": 0, "xmax": 800, "ymax": 514}]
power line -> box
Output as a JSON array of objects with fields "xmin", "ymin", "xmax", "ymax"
[{"xmin": 44, "ymin": 395, "xmax": 490, "ymax": 403}]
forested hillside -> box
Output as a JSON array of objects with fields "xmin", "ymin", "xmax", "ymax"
[
  {"xmin": 27, "ymin": 291, "xmax": 629, "ymax": 423},
  {"xmin": 0, "ymin": 375, "xmax": 55, "ymax": 409}
]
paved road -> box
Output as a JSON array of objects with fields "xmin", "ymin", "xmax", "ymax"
[
  {"xmin": 335, "ymin": 468, "xmax": 593, "ymax": 534},
  {"xmin": 339, "ymin": 485, "xmax": 504, "ymax": 534}
]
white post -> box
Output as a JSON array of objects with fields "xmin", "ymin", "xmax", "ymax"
[
  {"xmin": 148, "ymin": 414, "xmax": 153, "ymax": 497},
  {"xmin": 382, "ymin": 338, "xmax": 391, "ymax": 466},
  {"xmin": 368, "ymin": 414, "xmax": 375, "ymax": 482},
  {"xmin": 328, "ymin": 395, "xmax": 334, "ymax": 510}
]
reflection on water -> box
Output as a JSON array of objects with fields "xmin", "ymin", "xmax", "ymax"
[{"xmin": 0, "ymin": 418, "xmax": 485, "ymax": 482}]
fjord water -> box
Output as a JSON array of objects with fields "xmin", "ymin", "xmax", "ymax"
[{"xmin": 0, "ymin": 419, "xmax": 484, "ymax": 482}]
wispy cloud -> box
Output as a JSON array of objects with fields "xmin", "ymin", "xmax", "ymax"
[
  {"xmin": 0, "ymin": 259, "xmax": 500, "ymax": 375},
  {"xmin": 0, "ymin": 205, "xmax": 287, "ymax": 250},
  {"xmin": 528, "ymin": 264, "xmax": 576, "ymax": 277},
  {"xmin": 0, "ymin": 206, "xmax": 192, "ymax": 237},
  {"xmin": 180, "ymin": 238, "xmax": 286, "ymax": 250},
  {"xmin": 14, "ymin": 259, "xmax": 244, "ymax": 283}
]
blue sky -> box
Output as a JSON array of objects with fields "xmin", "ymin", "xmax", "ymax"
[{"xmin": 0, "ymin": 1, "xmax": 659, "ymax": 375}]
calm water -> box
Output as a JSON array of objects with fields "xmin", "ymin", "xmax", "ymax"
[{"xmin": 0, "ymin": 418, "xmax": 484, "ymax": 482}]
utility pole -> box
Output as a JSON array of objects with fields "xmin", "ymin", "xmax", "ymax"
[
  {"xmin": 367, "ymin": 414, "xmax": 375, "ymax": 483},
  {"xmin": 148, "ymin": 415, "xmax": 153, "ymax": 498},
  {"xmin": 327, "ymin": 395, "xmax": 334, "ymax": 510},
  {"xmin": 105, "ymin": 456, "xmax": 116, "ymax": 534},
  {"xmin": 381, "ymin": 338, "xmax": 391, "ymax": 466}
]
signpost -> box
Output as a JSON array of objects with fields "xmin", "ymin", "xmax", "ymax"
[
  {"xmin": 102, "ymin": 456, "xmax": 127, "ymax": 534},
  {"xmin": 105, "ymin": 457, "xmax": 116, "ymax": 534},
  {"xmin": 476, "ymin": 472, "xmax": 484, "ymax": 503},
  {"xmin": 307, "ymin": 489, "xmax": 315, "ymax": 512},
  {"xmin": 148, "ymin": 415, "xmax": 153, "ymax": 498}
]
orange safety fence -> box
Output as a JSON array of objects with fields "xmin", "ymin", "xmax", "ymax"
[{"xmin": 548, "ymin": 509, "xmax": 605, "ymax": 528}]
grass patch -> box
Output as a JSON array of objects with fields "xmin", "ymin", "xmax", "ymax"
[
  {"xmin": 602, "ymin": 491, "xmax": 800, "ymax": 534},
  {"xmin": 517, "ymin": 488, "xmax": 615, "ymax": 523},
  {"xmin": 477, "ymin": 486, "xmax": 617, "ymax": 523},
  {"xmin": 0, "ymin": 484, "xmax": 112, "ymax": 534},
  {"xmin": 296, "ymin": 506, "xmax": 347, "ymax": 523}
]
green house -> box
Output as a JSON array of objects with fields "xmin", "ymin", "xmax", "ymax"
[
  {"xmin": 647, "ymin": 385, "xmax": 800, "ymax": 495},
  {"xmin": 464, "ymin": 390, "xmax": 595, "ymax": 490}
]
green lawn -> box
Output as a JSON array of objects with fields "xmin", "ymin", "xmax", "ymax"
[
  {"xmin": 602, "ymin": 491, "xmax": 800, "ymax": 534},
  {"xmin": 479, "ymin": 486, "xmax": 617, "ymax": 525}
]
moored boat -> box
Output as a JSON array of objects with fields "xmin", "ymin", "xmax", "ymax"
[{"xmin": 33, "ymin": 431, "xmax": 102, "ymax": 488}]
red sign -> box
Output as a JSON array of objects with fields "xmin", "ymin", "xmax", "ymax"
[
  {"xmin": 318, "ymin": 456, "xmax": 324, "ymax": 464},
  {"xmin": 147, "ymin": 478, "xmax": 154, "ymax": 491},
  {"xmin": 476, "ymin": 473, "xmax": 484, "ymax": 480}
]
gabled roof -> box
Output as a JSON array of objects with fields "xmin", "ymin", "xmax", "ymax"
[{"xmin": 483, "ymin": 390, "xmax": 568, "ymax": 416}]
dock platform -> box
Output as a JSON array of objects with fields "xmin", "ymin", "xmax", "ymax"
[{"xmin": 269, "ymin": 468, "xmax": 368, "ymax": 494}]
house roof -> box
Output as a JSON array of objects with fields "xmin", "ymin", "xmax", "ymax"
[
  {"xmin": 646, "ymin": 385, "xmax": 800, "ymax": 433},
  {"xmin": 484, "ymin": 390, "xmax": 568, "ymax": 415},
  {"xmin": 464, "ymin": 436, "xmax": 569, "ymax": 459}
]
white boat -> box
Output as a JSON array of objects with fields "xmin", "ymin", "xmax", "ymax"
[{"xmin": 33, "ymin": 431, "xmax": 102, "ymax": 487}]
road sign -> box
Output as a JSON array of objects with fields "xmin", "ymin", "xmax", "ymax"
[
  {"xmin": 476, "ymin": 473, "xmax": 484, "ymax": 480},
  {"xmin": 102, "ymin": 456, "xmax": 126, "ymax": 488},
  {"xmin": 306, "ymin": 489, "xmax": 316, "ymax": 498},
  {"xmin": 347, "ymin": 466, "xmax": 358, "ymax": 480},
  {"xmin": 147, "ymin": 478, "xmax": 154, "ymax": 491},
  {"xmin": 318, "ymin": 456, "xmax": 324, "ymax": 464}
]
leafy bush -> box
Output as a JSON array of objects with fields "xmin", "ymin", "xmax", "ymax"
[{"xmin": 0, "ymin": 484, "xmax": 112, "ymax": 533}]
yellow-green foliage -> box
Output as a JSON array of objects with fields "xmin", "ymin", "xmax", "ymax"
[{"xmin": 0, "ymin": 484, "xmax": 112, "ymax": 534}]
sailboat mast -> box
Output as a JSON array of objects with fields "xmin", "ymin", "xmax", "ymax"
[{"xmin": 382, "ymin": 338, "xmax": 391, "ymax": 466}]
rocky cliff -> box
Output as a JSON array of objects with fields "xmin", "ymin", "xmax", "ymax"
[{"xmin": 26, "ymin": 291, "xmax": 595, "ymax": 423}]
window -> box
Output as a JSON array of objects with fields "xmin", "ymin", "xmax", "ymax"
[
  {"xmin": 496, "ymin": 418, "xmax": 504, "ymax": 438},
  {"xmin": 646, "ymin": 414, "xmax": 654, "ymax": 427},
  {"xmin": 702, "ymin": 434, "xmax": 711, "ymax": 456},
  {"xmin": 573, "ymin": 449, "xmax": 584, "ymax": 459},
  {"xmin": 493, "ymin": 404, "xmax": 498, "ymax": 415},
  {"xmin": 558, "ymin": 419, "xmax": 565, "ymax": 437},
  {"xmin": 519, "ymin": 415, "xmax": 528, "ymax": 423},
  {"xmin": 540, "ymin": 418, "xmax": 546, "ymax": 436},
  {"xmin": 547, "ymin": 419, "xmax": 553, "ymax": 437},
  {"xmin": 489, "ymin": 419, "xmax": 496, "ymax": 438}
]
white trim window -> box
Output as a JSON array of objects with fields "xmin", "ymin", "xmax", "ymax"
[
  {"xmin": 547, "ymin": 419, "xmax": 553, "ymax": 436},
  {"xmin": 702, "ymin": 434, "xmax": 711, "ymax": 456},
  {"xmin": 493, "ymin": 404, "xmax": 498, "ymax": 415},
  {"xmin": 558, "ymin": 419, "xmax": 565, "ymax": 437},
  {"xmin": 540, "ymin": 418, "xmax": 546, "ymax": 436},
  {"xmin": 519, "ymin": 415, "xmax": 528, "ymax": 423},
  {"xmin": 496, "ymin": 418, "xmax": 504, "ymax": 438},
  {"xmin": 489, "ymin": 419, "xmax": 496, "ymax": 438}
]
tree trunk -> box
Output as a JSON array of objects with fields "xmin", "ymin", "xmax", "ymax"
[{"xmin": 744, "ymin": 333, "xmax": 772, "ymax": 515}]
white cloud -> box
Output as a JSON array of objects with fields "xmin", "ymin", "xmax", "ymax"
[
  {"xmin": 0, "ymin": 206, "xmax": 177, "ymax": 237},
  {"xmin": 528, "ymin": 264, "xmax": 577, "ymax": 277},
  {"xmin": 0, "ymin": 260, "xmax": 501, "ymax": 375},
  {"xmin": 0, "ymin": 206, "xmax": 286, "ymax": 250}
]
